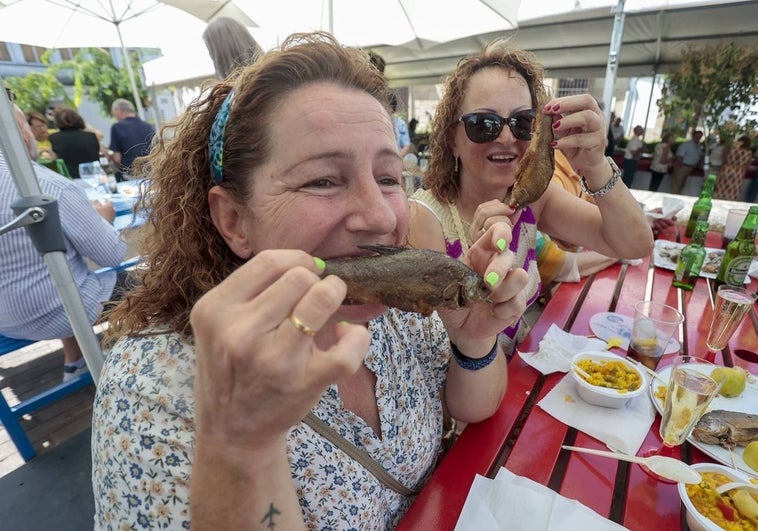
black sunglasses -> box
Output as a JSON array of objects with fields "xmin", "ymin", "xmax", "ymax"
[{"xmin": 458, "ymin": 109, "xmax": 536, "ymax": 143}]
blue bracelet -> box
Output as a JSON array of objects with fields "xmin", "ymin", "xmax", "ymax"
[{"xmin": 450, "ymin": 339, "xmax": 500, "ymax": 371}]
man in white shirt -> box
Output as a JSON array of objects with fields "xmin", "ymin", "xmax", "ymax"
[
  {"xmin": 622, "ymin": 125, "xmax": 644, "ymax": 188},
  {"xmin": 671, "ymin": 129, "xmax": 704, "ymax": 194}
]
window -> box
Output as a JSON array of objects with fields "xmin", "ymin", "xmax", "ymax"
[
  {"xmin": 20, "ymin": 44, "xmax": 46, "ymax": 63},
  {"xmin": 557, "ymin": 78, "xmax": 592, "ymax": 97},
  {"xmin": 0, "ymin": 43, "xmax": 11, "ymax": 62}
]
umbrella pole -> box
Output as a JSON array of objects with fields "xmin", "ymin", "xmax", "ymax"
[
  {"xmin": 0, "ymin": 79, "xmax": 104, "ymax": 383},
  {"xmin": 115, "ymin": 22, "xmax": 146, "ymax": 121}
]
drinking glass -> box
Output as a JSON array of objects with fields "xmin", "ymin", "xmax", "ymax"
[
  {"xmin": 706, "ymin": 285, "xmax": 757, "ymax": 352},
  {"xmin": 642, "ymin": 355, "xmax": 722, "ymax": 482},
  {"xmin": 79, "ymin": 162, "xmax": 109, "ymax": 194},
  {"xmin": 626, "ymin": 301, "xmax": 683, "ymax": 370},
  {"xmin": 722, "ymin": 208, "xmax": 747, "ymax": 248}
]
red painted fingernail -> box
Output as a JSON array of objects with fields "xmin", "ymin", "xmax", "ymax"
[
  {"xmin": 552, "ymin": 120, "xmax": 561, "ymax": 129},
  {"xmin": 551, "ymin": 104, "xmax": 560, "ymax": 111},
  {"xmin": 543, "ymin": 103, "xmax": 551, "ymax": 112},
  {"xmin": 550, "ymin": 141, "xmax": 558, "ymax": 147}
]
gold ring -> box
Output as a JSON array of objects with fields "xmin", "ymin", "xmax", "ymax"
[{"xmin": 288, "ymin": 314, "xmax": 316, "ymax": 337}]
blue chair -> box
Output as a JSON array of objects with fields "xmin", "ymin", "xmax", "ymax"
[{"xmin": 0, "ymin": 255, "xmax": 141, "ymax": 461}]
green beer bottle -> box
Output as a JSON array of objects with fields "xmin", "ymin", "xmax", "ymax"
[
  {"xmin": 685, "ymin": 173, "xmax": 717, "ymax": 237},
  {"xmin": 716, "ymin": 205, "xmax": 758, "ymax": 286},
  {"xmin": 673, "ymin": 219, "xmax": 708, "ymax": 291}
]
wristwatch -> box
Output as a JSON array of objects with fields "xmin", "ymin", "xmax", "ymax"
[{"xmin": 580, "ymin": 156, "xmax": 622, "ymax": 197}]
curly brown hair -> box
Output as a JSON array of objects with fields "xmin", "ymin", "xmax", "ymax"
[
  {"xmin": 103, "ymin": 31, "xmax": 391, "ymax": 345},
  {"xmin": 424, "ymin": 40, "xmax": 546, "ymax": 204}
]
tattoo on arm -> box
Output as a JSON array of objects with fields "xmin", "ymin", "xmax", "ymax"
[{"xmin": 260, "ymin": 503, "xmax": 281, "ymax": 529}]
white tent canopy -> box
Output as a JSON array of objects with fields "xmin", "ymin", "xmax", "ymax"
[{"xmin": 376, "ymin": 0, "xmax": 758, "ymax": 86}]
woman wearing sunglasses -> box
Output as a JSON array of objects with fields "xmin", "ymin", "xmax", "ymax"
[{"xmin": 409, "ymin": 40, "xmax": 653, "ymax": 357}]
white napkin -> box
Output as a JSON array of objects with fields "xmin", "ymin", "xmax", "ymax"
[
  {"xmin": 455, "ymin": 469, "xmax": 629, "ymax": 531},
  {"xmin": 518, "ymin": 324, "xmax": 609, "ymax": 374},
  {"xmin": 645, "ymin": 196, "xmax": 684, "ymax": 219},
  {"xmin": 537, "ymin": 374, "xmax": 655, "ymax": 455}
]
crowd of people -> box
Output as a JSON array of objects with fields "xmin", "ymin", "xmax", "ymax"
[{"xmin": 2, "ymin": 15, "xmax": 756, "ymax": 530}]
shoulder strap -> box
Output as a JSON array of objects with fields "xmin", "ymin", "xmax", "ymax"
[{"xmin": 303, "ymin": 412, "xmax": 419, "ymax": 497}]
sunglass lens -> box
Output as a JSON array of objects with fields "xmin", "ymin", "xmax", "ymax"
[
  {"xmin": 465, "ymin": 114, "xmax": 503, "ymax": 143},
  {"xmin": 510, "ymin": 111, "xmax": 536, "ymax": 141}
]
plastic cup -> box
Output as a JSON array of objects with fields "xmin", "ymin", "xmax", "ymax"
[
  {"xmin": 626, "ymin": 301, "xmax": 683, "ymax": 370},
  {"xmin": 722, "ymin": 208, "xmax": 747, "ymax": 247}
]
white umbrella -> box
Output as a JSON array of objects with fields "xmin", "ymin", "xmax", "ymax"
[
  {"xmin": 235, "ymin": 0, "xmax": 520, "ymax": 50},
  {"xmin": 0, "ymin": 0, "xmax": 253, "ymax": 119}
]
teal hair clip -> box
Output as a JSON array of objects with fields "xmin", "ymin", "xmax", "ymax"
[{"xmin": 209, "ymin": 90, "xmax": 235, "ymax": 184}]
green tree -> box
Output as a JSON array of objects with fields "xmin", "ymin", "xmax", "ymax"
[
  {"xmin": 2, "ymin": 47, "xmax": 148, "ymax": 118},
  {"xmin": 48, "ymin": 47, "xmax": 147, "ymax": 117},
  {"xmin": 3, "ymin": 70, "xmax": 69, "ymax": 115},
  {"xmin": 658, "ymin": 42, "xmax": 758, "ymax": 149}
]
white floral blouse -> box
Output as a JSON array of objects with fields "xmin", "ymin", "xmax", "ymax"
[{"xmin": 92, "ymin": 308, "xmax": 451, "ymax": 530}]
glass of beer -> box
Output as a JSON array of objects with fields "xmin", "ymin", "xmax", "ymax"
[
  {"xmin": 627, "ymin": 301, "xmax": 684, "ymax": 370},
  {"xmin": 706, "ymin": 285, "xmax": 757, "ymax": 351}
]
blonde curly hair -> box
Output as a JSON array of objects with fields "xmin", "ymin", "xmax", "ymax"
[
  {"xmin": 424, "ymin": 40, "xmax": 546, "ymax": 204},
  {"xmin": 103, "ymin": 32, "xmax": 390, "ymax": 344}
]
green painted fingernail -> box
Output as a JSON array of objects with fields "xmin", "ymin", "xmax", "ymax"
[
  {"xmin": 485, "ymin": 271, "xmax": 500, "ymax": 286},
  {"xmin": 314, "ymin": 257, "xmax": 326, "ymax": 272},
  {"xmin": 496, "ymin": 238, "xmax": 506, "ymax": 252}
]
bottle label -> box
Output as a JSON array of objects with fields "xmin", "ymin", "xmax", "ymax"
[{"xmin": 724, "ymin": 256, "xmax": 752, "ymax": 285}]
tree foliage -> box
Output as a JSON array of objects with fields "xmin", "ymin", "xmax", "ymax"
[
  {"xmin": 2, "ymin": 47, "xmax": 147, "ymax": 118},
  {"xmin": 658, "ymin": 42, "xmax": 758, "ymax": 145}
]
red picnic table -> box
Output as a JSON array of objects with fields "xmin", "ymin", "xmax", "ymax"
[{"xmin": 397, "ymin": 226, "xmax": 758, "ymax": 531}]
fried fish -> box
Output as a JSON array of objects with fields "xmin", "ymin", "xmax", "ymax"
[
  {"xmin": 505, "ymin": 101, "xmax": 555, "ymax": 210},
  {"xmin": 323, "ymin": 244, "xmax": 490, "ymax": 316},
  {"xmin": 692, "ymin": 410, "xmax": 758, "ymax": 449}
]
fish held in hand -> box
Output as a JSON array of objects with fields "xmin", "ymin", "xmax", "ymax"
[
  {"xmin": 323, "ymin": 245, "xmax": 490, "ymax": 316},
  {"xmin": 505, "ymin": 102, "xmax": 555, "ymax": 210},
  {"xmin": 692, "ymin": 410, "xmax": 758, "ymax": 449}
]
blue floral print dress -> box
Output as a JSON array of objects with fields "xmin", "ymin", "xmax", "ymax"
[{"xmin": 92, "ymin": 308, "xmax": 451, "ymax": 530}]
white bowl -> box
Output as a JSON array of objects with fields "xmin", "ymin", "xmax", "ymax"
[
  {"xmin": 677, "ymin": 462, "xmax": 752, "ymax": 531},
  {"xmin": 570, "ymin": 351, "xmax": 646, "ymax": 408}
]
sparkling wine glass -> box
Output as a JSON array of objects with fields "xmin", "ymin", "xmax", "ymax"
[{"xmin": 641, "ymin": 355, "xmax": 722, "ymax": 483}]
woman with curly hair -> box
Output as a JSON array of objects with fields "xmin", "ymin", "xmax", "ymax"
[
  {"xmin": 92, "ymin": 32, "xmax": 526, "ymax": 530},
  {"xmin": 409, "ymin": 40, "xmax": 653, "ymax": 357}
]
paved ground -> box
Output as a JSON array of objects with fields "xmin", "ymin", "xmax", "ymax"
[{"xmin": 0, "ymin": 338, "xmax": 95, "ymax": 479}]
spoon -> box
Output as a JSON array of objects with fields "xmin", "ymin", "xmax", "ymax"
[
  {"xmin": 716, "ymin": 482, "xmax": 758, "ymax": 495},
  {"xmin": 561, "ymin": 445, "xmax": 702, "ymax": 484},
  {"xmin": 569, "ymin": 362, "xmax": 592, "ymax": 381}
]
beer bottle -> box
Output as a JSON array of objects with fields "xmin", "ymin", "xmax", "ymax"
[
  {"xmin": 716, "ymin": 205, "xmax": 758, "ymax": 286},
  {"xmin": 672, "ymin": 219, "xmax": 708, "ymax": 291},
  {"xmin": 685, "ymin": 173, "xmax": 717, "ymax": 237}
]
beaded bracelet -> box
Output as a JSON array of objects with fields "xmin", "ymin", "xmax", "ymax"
[{"xmin": 450, "ymin": 339, "xmax": 500, "ymax": 371}]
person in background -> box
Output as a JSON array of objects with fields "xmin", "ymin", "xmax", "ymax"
[
  {"xmin": 108, "ymin": 98, "xmax": 155, "ymax": 180},
  {"xmin": 621, "ymin": 125, "xmax": 644, "ymax": 188},
  {"xmin": 408, "ymin": 40, "xmax": 653, "ymax": 358},
  {"xmin": 714, "ymin": 134, "xmax": 753, "ymax": 201},
  {"xmin": 409, "ymin": 117, "xmax": 419, "ymax": 151},
  {"xmin": 48, "ymin": 107, "xmax": 101, "ymax": 179},
  {"xmin": 611, "ymin": 115, "xmax": 624, "ymax": 144},
  {"xmin": 708, "ymin": 136, "xmax": 726, "ymax": 176},
  {"xmin": 1, "ymin": 103, "xmax": 126, "ymax": 381},
  {"xmin": 390, "ymin": 92, "xmax": 413, "ymax": 158},
  {"xmin": 91, "ymin": 32, "xmax": 522, "ymax": 529},
  {"xmin": 202, "ymin": 16, "xmax": 262, "ymax": 80},
  {"xmin": 648, "ymin": 132, "xmax": 672, "ymax": 192},
  {"xmin": 671, "ymin": 129, "xmax": 704, "ymax": 194},
  {"xmin": 26, "ymin": 110, "xmax": 56, "ymax": 162}
]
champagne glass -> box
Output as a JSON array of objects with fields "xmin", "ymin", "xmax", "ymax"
[
  {"xmin": 642, "ymin": 355, "xmax": 722, "ymax": 483},
  {"xmin": 706, "ymin": 285, "xmax": 757, "ymax": 353}
]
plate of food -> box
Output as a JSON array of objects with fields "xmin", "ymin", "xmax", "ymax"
[
  {"xmin": 653, "ymin": 240, "xmax": 726, "ymax": 279},
  {"xmin": 650, "ymin": 362, "xmax": 758, "ymax": 478}
]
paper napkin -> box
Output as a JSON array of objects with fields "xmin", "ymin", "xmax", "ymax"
[
  {"xmin": 537, "ymin": 373, "xmax": 656, "ymax": 455},
  {"xmin": 518, "ymin": 323, "xmax": 609, "ymax": 375},
  {"xmin": 455, "ymin": 468, "xmax": 629, "ymax": 531}
]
